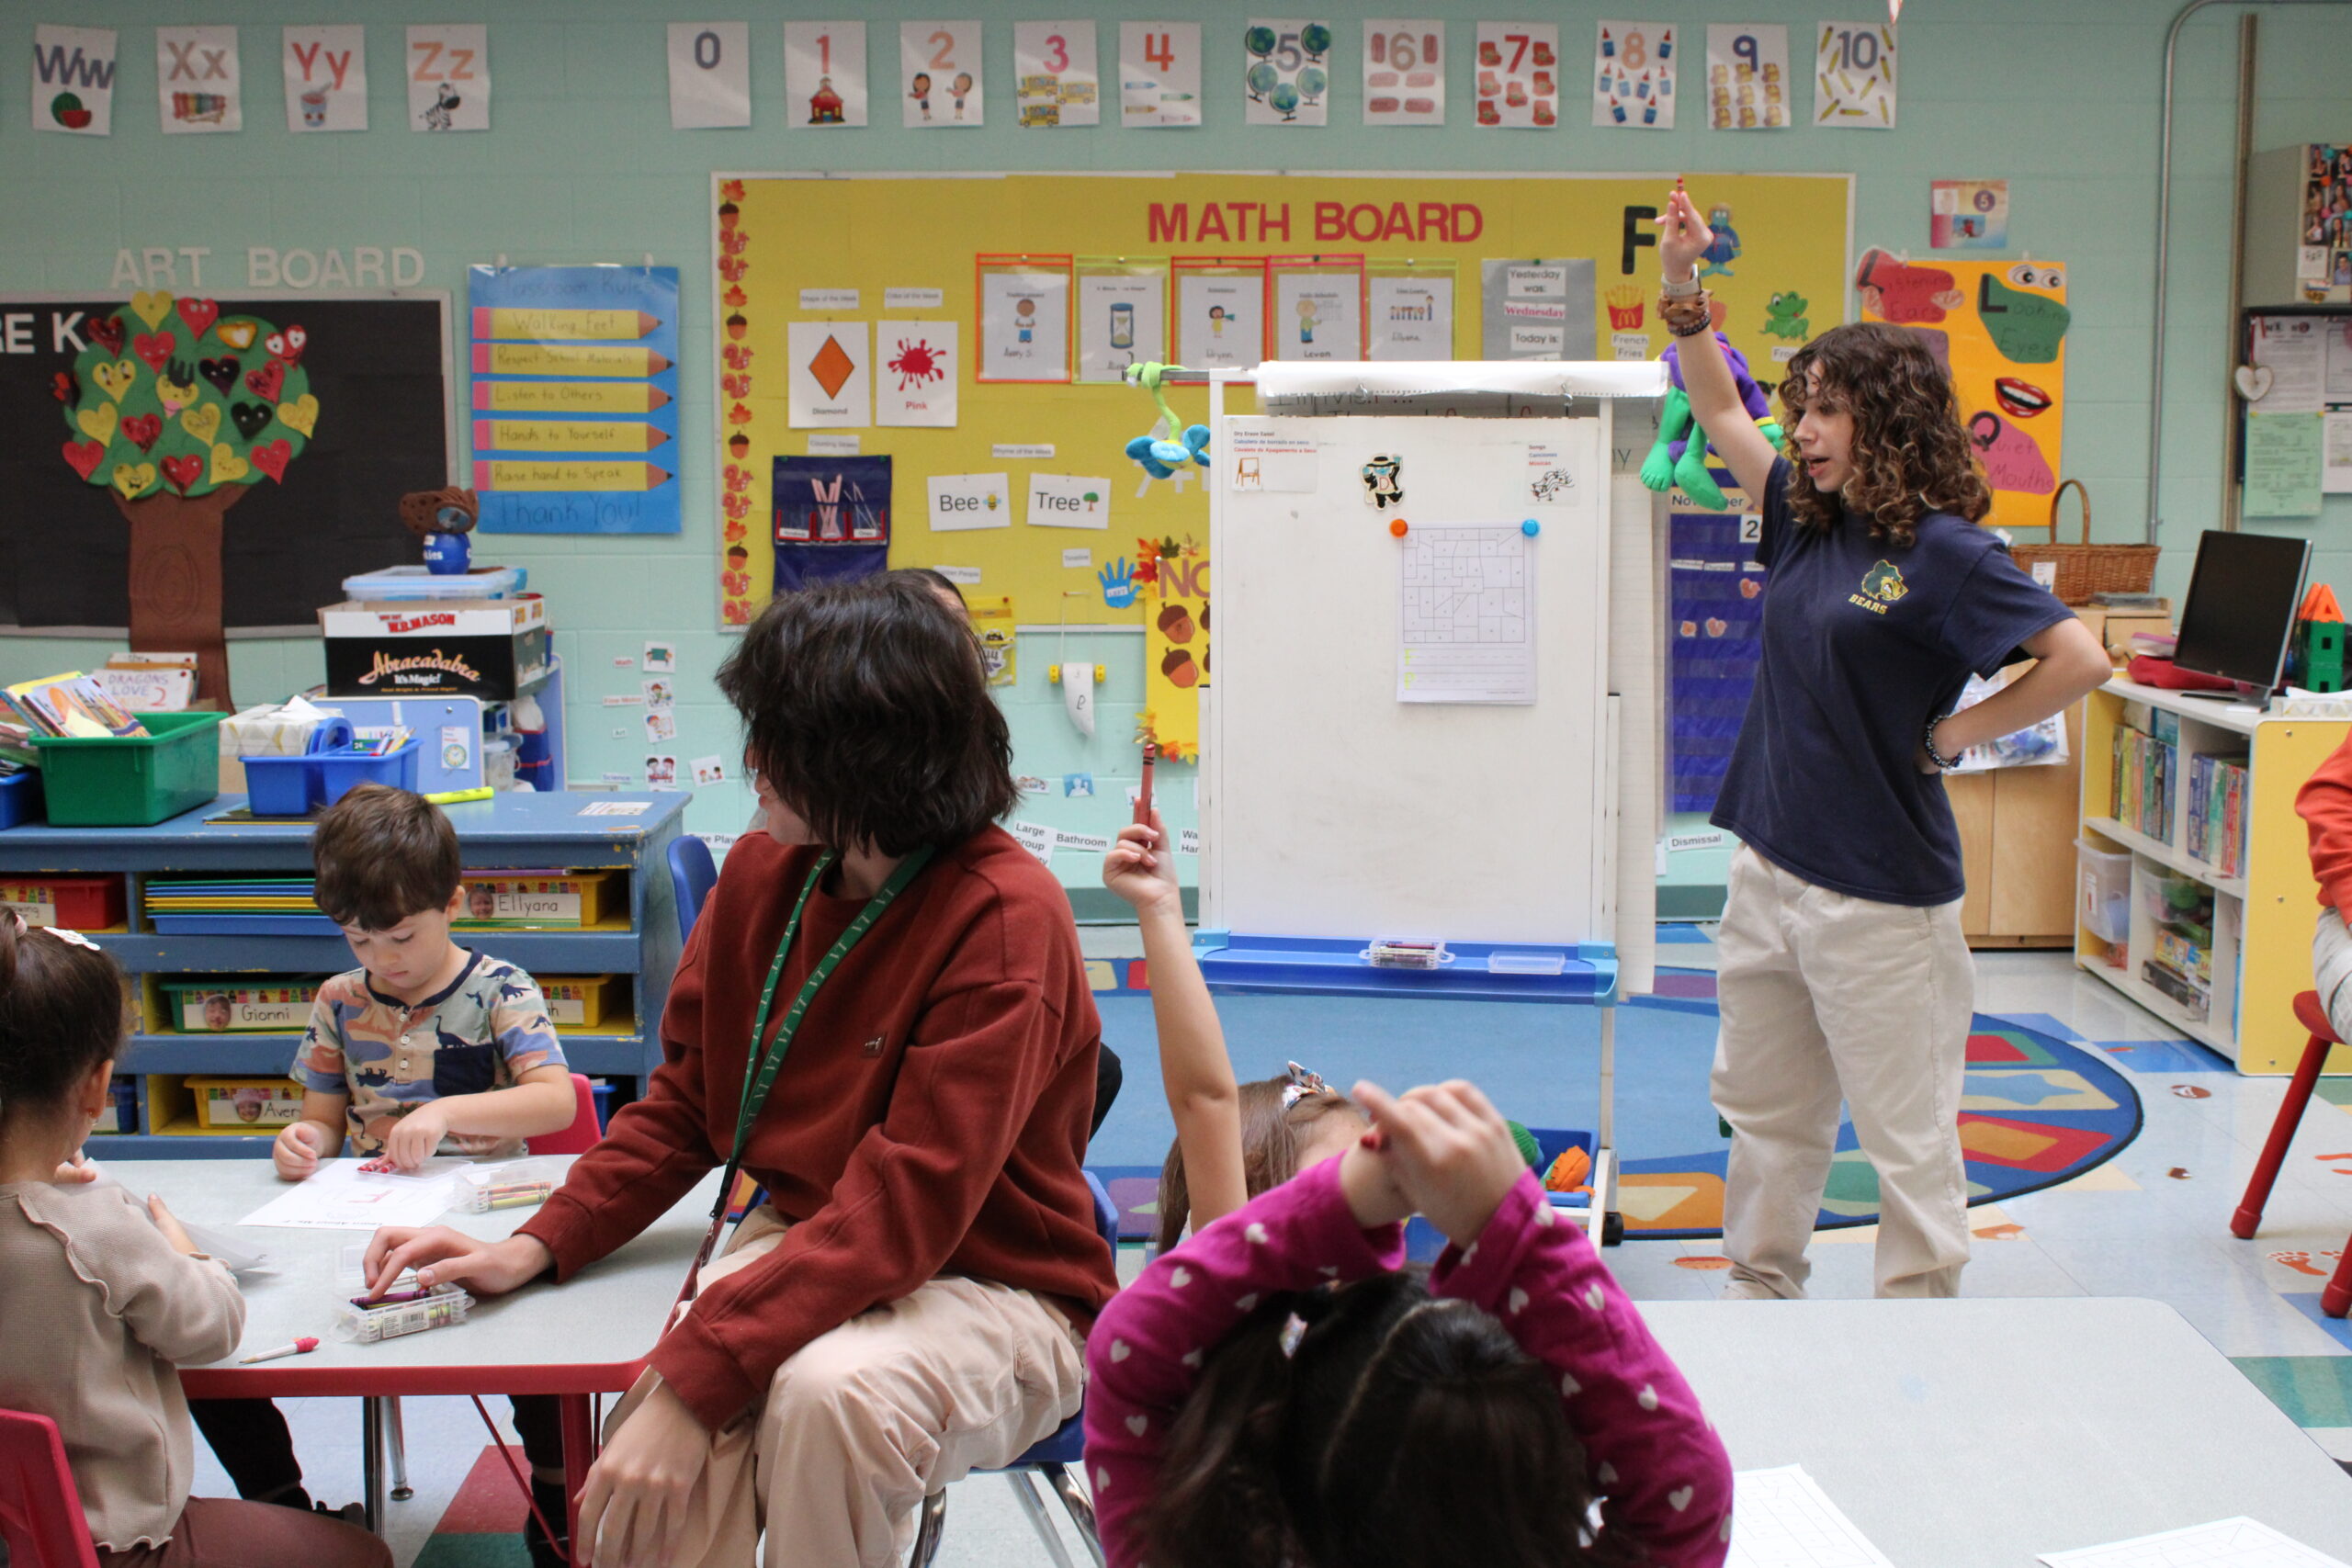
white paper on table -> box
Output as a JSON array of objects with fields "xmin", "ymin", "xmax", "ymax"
[
  {"xmin": 1396, "ymin": 523, "xmax": 1536, "ymax": 705},
  {"xmin": 2038, "ymin": 1517, "xmax": 2351, "ymax": 1568},
  {"xmin": 236, "ymin": 1158, "xmax": 469, "ymax": 1231},
  {"xmin": 2251, "ymin": 316, "xmax": 2327, "ymax": 414},
  {"xmin": 1725, "ymin": 1465, "xmax": 1895, "ymax": 1567}
]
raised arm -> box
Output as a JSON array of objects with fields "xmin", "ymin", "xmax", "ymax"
[
  {"xmin": 1103, "ymin": 811, "xmax": 1247, "ymax": 1233},
  {"xmin": 1658, "ymin": 187, "xmax": 1781, "ymax": 503}
]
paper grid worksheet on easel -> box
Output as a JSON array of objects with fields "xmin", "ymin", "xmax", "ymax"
[{"xmin": 1397, "ymin": 524, "xmax": 1535, "ymax": 704}]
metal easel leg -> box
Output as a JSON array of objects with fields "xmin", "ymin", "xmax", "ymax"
[
  {"xmin": 387, "ymin": 1395, "xmax": 412, "ymax": 1501},
  {"xmin": 1596, "ymin": 1002, "xmax": 1623, "ymax": 1246}
]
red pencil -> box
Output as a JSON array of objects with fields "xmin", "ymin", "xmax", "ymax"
[{"xmin": 1136, "ymin": 742, "xmax": 1157, "ymax": 828}]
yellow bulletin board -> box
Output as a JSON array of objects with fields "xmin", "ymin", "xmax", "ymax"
[
  {"xmin": 1856, "ymin": 248, "xmax": 2071, "ymax": 538},
  {"xmin": 713, "ymin": 171, "xmax": 1853, "ymax": 628}
]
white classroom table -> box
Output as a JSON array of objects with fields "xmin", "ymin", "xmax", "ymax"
[
  {"xmin": 102, "ymin": 1157, "xmax": 720, "ymax": 1548},
  {"xmin": 1646, "ymin": 1298, "xmax": 2352, "ymax": 1564}
]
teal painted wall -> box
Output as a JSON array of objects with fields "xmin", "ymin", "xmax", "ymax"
[{"xmin": 4, "ymin": 1, "xmax": 2345, "ymax": 903}]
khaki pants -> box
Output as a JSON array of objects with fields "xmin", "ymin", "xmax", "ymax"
[
  {"xmin": 600, "ymin": 1207, "xmax": 1087, "ymax": 1568},
  {"xmin": 1711, "ymin": 845, "xmax": 1975, "ymax": 1300},
  {"xmin": 2314, "ymin": 908, "xmax": 2352, "ymax": 1041}
]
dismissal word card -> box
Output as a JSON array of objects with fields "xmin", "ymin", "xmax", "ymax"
[{"xmin": 470, "ymin": 265, "xmax": 681, "ymax": 534}]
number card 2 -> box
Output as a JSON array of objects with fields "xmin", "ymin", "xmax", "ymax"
[
  {"xmin": 1813, "ymin": 21, "xmax": 1894, "ymax": 129},
  {"xmin": 1014, "ymin": 21, "xmax": 1099, "ymax": 127},
  {"xmin": 902, "ymin": 20, "xmax": 983, "ymax": 128},
  {"xmin": 1705, "ymin": 24, "xmax": 1791, "ymax": 130},
  {"xmin": 1592, "ymin": 19, "xmax": 1674, "ymax": 130},
  {"xmin": 1363, "ymin": 19, "xmax": 1442, "ymax": 127},
  {"xmin": 786, "ymin": 21, "xmax": 867, "ymax": 128},
  {"xmin": 1120, "ymin": 22, "xmax": 1202, "ymax": 127},
  {"xmin": 1244, "ymin": 19, "xmax": 1333, "ymax": 127},
  {"xmin": 1473, "ymin": 22, "xmax": 1558, "ymax": 130}
]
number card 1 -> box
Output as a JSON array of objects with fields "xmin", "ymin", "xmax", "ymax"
[
  {"xmin": 1473, "ymin": 22, "xmax": 1558, "ymax": 130},
  {"xmin": 1363, "ymin": 19, "xmax": 1442, "ymax": 127},
  {"xmin": 902, "ymin": 20, "xmax": 983, "ymax": 128},
  {"xmin": 1813, "ymin": 21, "xmax": 1894, "ymax": 129},
  {"xmin": 1592, "ymin": 19, "xmax": 1674, "ymax": 130},
  {"xmin": 1706, "ymin": 24, "xmax": 1790, "ymax": 130},
  {"xmin": 786, "ymin": 21, "xmax": 867, "ymax": 129},
  {"xmin": 1121, "ymin": 21, "xmax": 1202, "ymax": 126}
]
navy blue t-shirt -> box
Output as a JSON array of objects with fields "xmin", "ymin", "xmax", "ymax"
[{"xmin": 1710, "ymin": 457, "xmax": 2070, "ymax": 907}]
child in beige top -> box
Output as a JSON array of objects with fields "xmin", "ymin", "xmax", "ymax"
[{"xmin": 0, "ymin": 918, "xmax": 390, "ymax": 1568}]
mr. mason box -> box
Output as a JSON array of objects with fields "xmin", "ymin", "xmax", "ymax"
[{"xmin": 321, "ymin": 598, "xmax": 549, "ymax": 700}]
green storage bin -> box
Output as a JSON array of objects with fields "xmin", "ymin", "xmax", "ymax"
[{"xmin": 29, "ymin": 712, "xmax": 223, "ymax": 826}]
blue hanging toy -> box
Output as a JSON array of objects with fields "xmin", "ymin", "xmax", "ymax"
[{"xmin": 1123, "ymin": 362, "xmax": 1212, "ymax": 479}]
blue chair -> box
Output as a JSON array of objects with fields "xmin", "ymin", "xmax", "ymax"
[
  {"xmin": 667, "ymin": 833, "xmax": 718, "ymax": 947},
  {"xmin": 909, "ymin": 1171, "xmax": 1118, "ymax": 1568}
]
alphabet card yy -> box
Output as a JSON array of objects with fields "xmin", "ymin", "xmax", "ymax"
[{"xmin": 284, "ymin": 25, "xmax": 367, "ymax": 132}]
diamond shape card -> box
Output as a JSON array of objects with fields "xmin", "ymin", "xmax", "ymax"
[{"xmin": 788, "ymin": 321, "xmax": 870, "ymax": 427}]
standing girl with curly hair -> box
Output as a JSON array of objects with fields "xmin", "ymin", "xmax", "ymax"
[{"xmin": 1659, "ymin": 187, "xmax": 2111, "ymax": 1301}]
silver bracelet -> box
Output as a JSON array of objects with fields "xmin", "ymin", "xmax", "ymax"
[{"xmin": 1661, "ymin": 274, "xmax": 1702, "ymax": 299}]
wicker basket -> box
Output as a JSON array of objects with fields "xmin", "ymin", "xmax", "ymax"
[{"xmin": 2007, "ymin": 479, "xmax": 2159, "ymax": 606}]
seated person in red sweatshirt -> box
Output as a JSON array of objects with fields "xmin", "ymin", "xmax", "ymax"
[
  {"xmin": 363, "ymin": 574, "xmax": 1120, "ymax": 1568},
  {"xmin": 2297, "ymin": 729, "xmax": 2352, "ymax": 1036}
]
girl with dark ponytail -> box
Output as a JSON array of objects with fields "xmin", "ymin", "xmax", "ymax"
[
  {"xmin": 0, "ymin": 918, "xmax": 391, "ymax": 1568},
  {"xmin": 1086, "ymin": 1077, "xmax": 1736, "ymax": 1568}
]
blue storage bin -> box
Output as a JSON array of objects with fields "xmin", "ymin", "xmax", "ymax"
[
  {"xmin": 0, "ymin": 769, "xmax": 44, "ymax": 829},
  {"xmin": 311, "ymin": 739, "xmax": 420, "ymax": 807},
  {"xmin": 239, "ymin": 718, "xmax": 355, "ymax": 818}
]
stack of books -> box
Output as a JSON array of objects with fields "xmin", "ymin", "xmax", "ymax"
[
  {"xmin": 143, "ymin": 877, "xmax": 339, "ymax": 935},
  {"xmin": 2185, "ymin": 753, "xmax": 2249, "ymax": 879},
  {"xmin": 3, "ymin": 672, "xmax": 148, "ymax": 749},
  {"xmin": 2111, "ymin": 726, "xmax": 2176, "ymax": 843}
]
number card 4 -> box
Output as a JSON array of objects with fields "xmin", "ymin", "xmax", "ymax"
[
  {"xmin": 1363, "ymin": 18, "xmax": 1442, "ymax": 127},
  {"xmin": 1120, "ymin": 21, "xmax": 1202, "ymax": 127}
]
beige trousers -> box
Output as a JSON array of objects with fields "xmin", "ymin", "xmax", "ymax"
[
  {"xmin": 1711, "ymin": 845, "xmax": 1975, "ymax": 1300},
  {"xmin": 600, "ymin": 1207, "xmax": 1088, "ymax": 1568}
]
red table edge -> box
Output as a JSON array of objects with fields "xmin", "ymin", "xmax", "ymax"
[{"xmin": 180, "ymin": 1354, "xmax": 652, "ymax": 1400}]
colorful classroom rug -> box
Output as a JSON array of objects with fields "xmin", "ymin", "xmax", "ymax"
[
  {"xmin": 413, "ymin": 1446, "xmax": 536, "ymax": 1568},
  {"xmin": 1094, "ymin": 977, "xmax": 2142, "ymax": 1244}
]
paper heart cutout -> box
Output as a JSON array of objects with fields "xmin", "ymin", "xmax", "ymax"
[
  {"xmin": 133, "ymin": 332, "xmax": 176, "ymax": 372},
  {"xmin": 180, "ymin": 403, "xmax": 221, "ymax": 444},
  {"xmin": 129, "ymin": 290, "xmax": 174, "ymax": 330},
  {"xmin": 249, "ymin": 438, "xmax": 293, "ymax": 481},
  {"xmin": 230, "ymin": 401, "xmax": 273, "ymax": 441},
  {"xmin": 282, "ymin": 325, "xmax": 308, "ymax": 364},
  {"xmin": 2234, "ymin": 365, "xmax": 2274, "ymax": 402},
  {"xmin": 198, "ymin": 357, "xmax": 240, "ymax": 393},
  {"xmin": 277, "ymin": 393, "xmax": 319, "ymax": 437},
  {"xmin": 156, "ymin": 375, "xmax": 197, "ymax": 416},
  {"xmin": 264, "ymin": 331, "xmax": 287, "ymax": 359},
  {"xmin": 176, "ymin": 298, "xmax": 220, "ymax": 339},
  {"xmin": 1583, "ymin": 1283, "xmax": 1605, "ymax": 1311},
  {"xmin": 76, "ymin": 402, "xmax": 118, "ymax": 444},
  {"xmin": 88, "ymin": 314, "xmax": 125, "ymax": 356},
  {"xmin": 1705, "ymin": 617, "xmax": 1728, "ymax": 637},
  {"xmin": 62, "ymin": 439, "xmax": 105, "ymax": 480},
  {"xmin": 119, "ymin": 413, "xmax": 162, "ymax": 452},
  {"xmin": 111, "ymin": 461, "xmax": 157, "ymax": 499},
  {"xmin": 160, "ymin": 454, "xmax": 204, "ymax": 494},
  {"xmin": 216, "ymin": 321, "xmax": 257, "ymax": 351},
  {"xmin": 244, "ymin": 361, "xmax": 285, "ymax": 401},
  {"xmin": 93, "ymin": 360, "xmax": 136, "ymax": 401},
  {"xmin": 1244, "ymin": 1223, "xmax": 1268, "ymax": 1245},
  {"xmin": 50, "ymin": 370, "xmax": 76, "ymax": 404},
  {"xmin": 209, "ymin": 442, "xmax": 250, "ymax": 484}
]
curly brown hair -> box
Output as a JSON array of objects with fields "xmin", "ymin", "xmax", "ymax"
[{"xmin": 1778, "ymin": 321, "xmax": 1991, "ymax": 549}]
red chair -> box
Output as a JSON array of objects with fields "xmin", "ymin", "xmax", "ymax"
[
  {"xmin": 528, "ymin": 1072, "xmax": 604, "ymax": 1156},
  {"xmin": 0, "ymin": 1409, "xmax": 100, "ymax": 1568},
  {"xmin": 2231, "ymin": 990, "xmax": 2352, "ymax": 1317}
]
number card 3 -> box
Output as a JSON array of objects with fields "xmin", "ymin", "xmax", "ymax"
[
  {"xmin": 902, "ymin": 20, "xmax": 983, "ymax": 127},
  {"xmin": 1706, "ymin": 24, "xmax": 1791, "ymax": 130},
  {"xmin": 786, "ymin": 21, "xmax": 867, "ymax": 129},
  {"xmin": 1363, "ymin": 19, "xmax": 1442, "ymax": 127},
  {"xmin": 1592, "ymin": 20, "xmax": 1674, "ymax": 130},
  {"xmin": 1813, "ymin": 21, "xmax": 1894, "ymax": 129},
  {"xmin": 1015, "ymin": 21, "xmax": 1099, "ymax": 127},
  {"xmin": 1473, "ymin": 22, "xmax": 1558, "ymax": 130}
]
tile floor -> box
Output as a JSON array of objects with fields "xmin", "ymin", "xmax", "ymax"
[{"xmin": 203, "ymin": 937, "xmax": 2352, "ymax": 1566}]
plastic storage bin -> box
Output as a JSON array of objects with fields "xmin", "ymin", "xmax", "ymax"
[
  {"xmin": 28, "ymin": 712, "xmax": 223, "ymax": 826},
  {"xmin": 334, "ymin": 1284, "xmax": 474, "ymax": 1343},
  {"xmin": 537, "ymin": 975, "xmax": 619, "ymax": 1027},
  {"xmin": 0, "ymin": 874, "xmax": 126, "ymax": 930},
  {"xmin": 163, "ymin": 978, "xmax": 321, "ymax": 1032},
  {"xmin": 0, "ymin": 768, "xmax": 43, "ymax": 829},
  {"xmin": 239, "ymin": 718, "xmax": 356, "ymax": 818},
  {"xmin": 311, "ymin": 739, "xmax": 421, "ymax": 806},
  {"xmin": 2076, "ymin": 838, "xmax": 2132, "ymax": 946},
  {"xmin": 186, "ymin": 1076, "xmax": 305, "ymax": 1130}
]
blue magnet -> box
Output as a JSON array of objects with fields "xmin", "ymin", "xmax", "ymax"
[{"xmin": 1521, "ymin": 518, "xmax": 1541, "ymax": 536}]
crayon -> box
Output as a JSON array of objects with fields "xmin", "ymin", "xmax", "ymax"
[
  {"xmin": 471, "ymin": 307, "xmax": 662, "ymax": 342},
  {"xmin": 1136, "ymin": 742, "xmax": 1156, "ymax": 827}
]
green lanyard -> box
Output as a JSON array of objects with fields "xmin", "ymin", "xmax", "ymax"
[{"xmin": 697, "ymin": 844, "xmax": 936, "ymax": 1256}]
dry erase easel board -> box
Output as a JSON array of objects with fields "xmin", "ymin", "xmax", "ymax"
[{"xmin": 1202, "ymin": 407, "xmax": 1619, "ymax": 954}]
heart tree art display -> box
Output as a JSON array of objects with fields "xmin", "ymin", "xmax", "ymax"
[{"xmin": 57, "ymin": 290, "xmax": 316, "ymax": 707}]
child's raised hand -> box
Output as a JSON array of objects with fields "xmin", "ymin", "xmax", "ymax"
[
  {"xmin": 272, "ymin": 1121, "xmax": 327, "ymax": 1181},
  {"xmin": 1351, "ymin": 1078, "xmax": 1526, "ymax": 1247},
  {"xmin": 1102, "ymin": 810, "xmax": 1182, "ymax": 917},
  {"xmin": 1657, "ymin": 188, "xmax": 1713, "ymax": 279}
]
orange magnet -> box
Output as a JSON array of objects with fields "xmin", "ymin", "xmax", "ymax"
[{"xmin": 1389, "ymin": 517, "xmax": 1409, "ymax": 537}]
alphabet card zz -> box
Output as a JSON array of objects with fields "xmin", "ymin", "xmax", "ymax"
[
  {"xmin": 408, "ymin": 25, "xmax": 489, "ymax": 132},
  {"xmin": 284, "ymin": 25, "xmax": 367, "ymax": 132}
]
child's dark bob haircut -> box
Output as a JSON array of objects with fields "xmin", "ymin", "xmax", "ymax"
[
  {"xmin": 311, "ymin": 784, "xmax": 464, "ymax": 932},
  {"xmin": 0, "ymin": 921, "xmax": 130, "ymax": 1125},
  {"xmin": 718, "ymin": 573, "xmax": 1018, "ymax": 857}
]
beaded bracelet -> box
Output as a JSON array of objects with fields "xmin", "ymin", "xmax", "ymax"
[{"xmin": 1922, "ymin": 716, "xmax": 1962, "ymax": 771}]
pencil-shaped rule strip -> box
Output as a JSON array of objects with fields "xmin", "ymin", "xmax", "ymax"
[
  {"xmin": 472, "ymin": 459, "xmax": 673, "ymax": 491},
  {"xmin": 470, "ymin": 307, "xmax": 662, "ymax": 341},
  {"xmin": 471, "ymin": 419, "xmax": 672, "ymax": 454},
  {"xmin": 470, "ymin": 342, "xmax": 673, "ymax": 378},
  {"xmin": 472, "ymin": 380, "xmax": 673, "ymax": 414}
]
